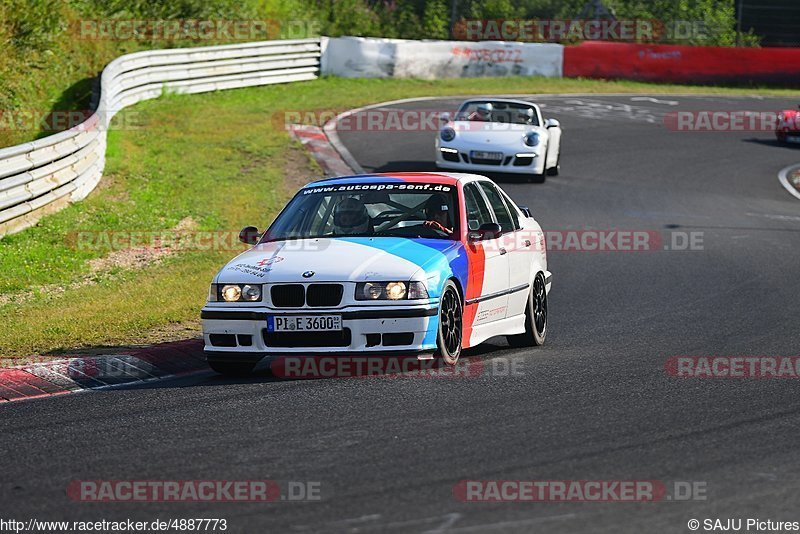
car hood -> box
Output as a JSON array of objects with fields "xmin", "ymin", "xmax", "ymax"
[
  {"xmin": 215, "ymin": 237, "xmax": 461, "ymax": 284},
  {"xmin": 451, "ymin": 121, "xmax": 545, "ymax": 147}
]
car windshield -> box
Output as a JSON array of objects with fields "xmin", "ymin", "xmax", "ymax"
[
  {"xmin": 455, "ymin": 100, "xmax": 539, "ymax": 126},
  {"xmin": 263, "ymin": 182, "xmax": 460, "ymax": 241}
]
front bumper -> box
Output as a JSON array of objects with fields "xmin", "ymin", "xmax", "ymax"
[
  {"xmin": 777, "ymin": 130, "xmax": 800, "ymax": 143},
  {"xmin": 436, "ymin": 147, "xmax": 544, "ymax": 175},
  {"xmin": 201, "ymin": 304, "xmax": 439, "ymax": 359}
]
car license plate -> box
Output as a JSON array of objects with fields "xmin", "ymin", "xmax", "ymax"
[
  {"xmin": 471, "ymin": 150, "xmax": 503, "ymax": 160},
  {"xmin": 267, "ymin": 315, "xmax": 342, "ymax": 332},
  {"xmin": 787, "ymin": 135, "xmax": 800, "ymax": 143}
]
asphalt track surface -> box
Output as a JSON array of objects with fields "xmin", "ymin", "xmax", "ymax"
[{"xmin": 3, "ymin": 94, "xmax": 800, "ymax": 533}]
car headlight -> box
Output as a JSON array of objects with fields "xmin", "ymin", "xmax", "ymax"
[
  {"xmin": 209, "ymin": 284, "xmax": 262, "ymax": 302},
  {"xmin": 385, "ymin": 282, "xmax": 406, "ymax": 300},
  {"xmin": 524, "ymin": 132, "xmax": 540, "ymax": 146},
  {"xmin": 221, "ymin": 285, "xmax": 242, "ymax": 302},
  {"xmin": 241, "ymin": 284, "xmax": 261, "ymax": 301},
  {"xmin": 356, "ymin": 281, "xmax": 428, "ymax": 300},
  {"xmin": 440, "ymin": 127, "xmax": 456, "ymax": 142}
]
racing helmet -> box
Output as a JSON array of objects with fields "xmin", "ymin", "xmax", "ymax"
[
  {"xmin": 519, "ymin": 107, "xmax": 535, "ymax": 123},
  {"xmin": 476, "ymin": 102, "xmax": 493, "ymax": 118},
  {"xmin": 424, "ymin": 194, "xmax": 450, "ymax": 226},
  {"xmin": 333, "ymin": 197, "xmax": 370, "ymax": 234}
]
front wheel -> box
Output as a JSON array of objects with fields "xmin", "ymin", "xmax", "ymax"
[
  {"xmin": 507, "ymin": 272, "xmax": 548, "ymax": 347},
  {"xmin": 531, "ymin": 148, "xmax": 547, "ymax": 183},
  {"xmin": 437, "ymin": 281, "xmax": 463, "ymax": 365},
  {"xmin": 547, "ymin": 148, "xmax": 560, "ymax": 176}
]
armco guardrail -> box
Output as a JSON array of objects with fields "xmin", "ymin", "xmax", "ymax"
[{"xmin": 0, "ymin": 38, "xmax": 320, "ymax": 238}]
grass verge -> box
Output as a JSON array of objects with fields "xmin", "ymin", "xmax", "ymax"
[{"xmin": 1, "ymin": 75, "xmax": 799, "ymax": 360}]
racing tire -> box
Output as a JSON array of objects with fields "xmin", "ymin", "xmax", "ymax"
[
  {"xmin": 547, "ymin": 149, "xmax": 560, "ymax": 176},
  {"xmin": 531, "ymin": 148, "xmax": 547, "ymax": 183},
  {"xmin": 207, "ymin": 360, "xmax": 256, "ymax": 376},
  {"xmin": 436, "ymin": 280, "xmax": 463, "ymax": 366},
  {"xmin": 507, "ymin": 272, "xmax": 548, "ymax": 347}
]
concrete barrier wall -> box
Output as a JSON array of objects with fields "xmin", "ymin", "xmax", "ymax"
[
  {"xmin": 563, "ymin": 41, "xmax": 800, "ymax": 85},
  {"xmin": 322, "ymin": 36, "xmax": 564, "ymax": 79}
]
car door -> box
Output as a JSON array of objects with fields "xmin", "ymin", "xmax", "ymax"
[
  {"xmin": 463, "ymin": 182, "xmax": 510, "ymax": 326},
  {"xmin": 476, "ymin": 182, "xmax": 530, "ymax": 320}
]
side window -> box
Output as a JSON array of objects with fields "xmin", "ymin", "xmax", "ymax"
[
  {"xmin": 463, "ymin": 184, "xmax": 493, "ymax": 231},
  {"xmin": 478, "ymin": 182, "xmax": 514, "ymax": 233},
  {"xmin": 499, "ymin": 190, "xmax": 521, "ymax": 230}
]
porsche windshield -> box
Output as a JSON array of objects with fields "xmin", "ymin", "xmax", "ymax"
[
  {"xmin": 263, "ymin": 182, "xmax": 460, "ymax": 241},
  {"xmin": 455, "ymin": 100, "xmax": 539, "ymax": 126}
]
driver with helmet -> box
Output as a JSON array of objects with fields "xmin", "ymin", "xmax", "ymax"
[
  {"xmin": 333, "ymin": 197, "xmax": 372, "ymax": 235},
  {"xmin": 468, "ymin": 102, "xmax": 493, "ymax": 122}
]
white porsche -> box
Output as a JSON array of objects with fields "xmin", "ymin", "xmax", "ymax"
[{"xmin": 435, "ymin": 98, "xmax": 562, "ymax": 182}]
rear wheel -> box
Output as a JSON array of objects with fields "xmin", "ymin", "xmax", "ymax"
[
  {"xmin": 507, "ymin": 272, "xmax": 548, "ymax": 347},
  {"xmin": 437, "ymin": 281, "xmax": 463, "ymax": 365},
  {"xmin": 207, "ymin": 360, "xmax": 256, "ymax": 376}
]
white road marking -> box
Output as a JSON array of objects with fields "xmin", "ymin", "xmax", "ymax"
[
  {"xmin": 746, "ymin": 211, "xmax": 800, "ymax": 222},
  {"xmin": 291, "ymin": 513, "xmax": 464, "ymax": 532},
  {"xmin": 630, "ymin": 96, "xmax": 679, "ymax": 105},
  {"xmin": 439, "ymin": 513, "xmax": 578, "ymax": 532},
  {"xmin": 777, "ymin": 164, "xmax": 800, "ymax": 201},
  {"xmin": 753, "ymin": 472, "xmax": 778, "ymax": 481},
  {"xmin": 542, "ymin": 98, "xmax": 662, "ymax": 124}
]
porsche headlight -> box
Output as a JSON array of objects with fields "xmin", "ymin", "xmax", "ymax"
[
  {"xmin": 356, "ymin": 281, "xmax": 428, "ymax": 300},
  {"xmin": 440, "ymin": 127, "xmax": 456, "ymax": 142},
  {"xmin": 524, "ymin": 132, "xmax": 540, "ymax": 146}
]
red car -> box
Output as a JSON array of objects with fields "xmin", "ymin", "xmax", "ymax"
[{"xmin": 776, "ymin": 106, "xmax": 800, "ymax": 144}]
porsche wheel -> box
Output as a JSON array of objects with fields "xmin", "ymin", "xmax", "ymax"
[
  {"xmin": 547, "ymin": 149, "xmax": 560, "ymax": 176},
  {"xmin": 437, "ymin": 280, "xmax": 463, "ymax": 365},
  {"xmin": 507, "ymin": 272, "xmax": 547, "ymax": 347},
  {"xmin": 531, "ymin": 148, "xmax": 547, "ymax": 183}
]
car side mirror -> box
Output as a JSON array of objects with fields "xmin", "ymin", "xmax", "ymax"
[
  {"xmin": 468, "ymin": 222, "xmax": 502, "ymax": 242},
  {"xmin": 239, "ymin": 226, "xmax": 260, "ymax": 245},
  {"xmin": 545, "ymin": 118, "xmax": 560, "ymax": 129},
  {"xmin": 518, "ymin": 205, "xmax": 532, "ymax": 218},
  {"xmin": 439, "ymin": 112, "xmax": 451, "ymax": 124}
]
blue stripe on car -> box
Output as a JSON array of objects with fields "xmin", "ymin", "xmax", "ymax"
[{"xmin": 338, "ymin": 237, "xmax": 470, "ymax": 350}]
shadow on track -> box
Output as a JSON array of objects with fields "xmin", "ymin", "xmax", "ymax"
[
  {"xmin": 113, "ymin": 338, "xmax": 518, "ymax": 391},
  {"xmin": 370, "ymin": 160, "xmax": 538, "ymax": 184},
  {"xmin": 741, "ymin": 138, "xmax": 800, "ymax": 149}
]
